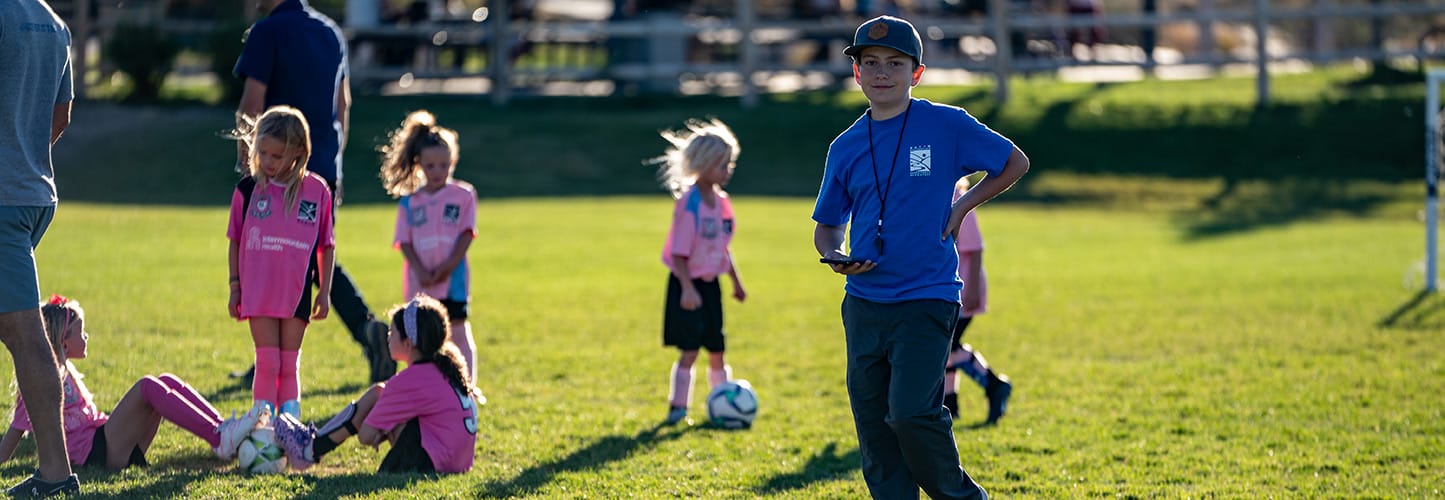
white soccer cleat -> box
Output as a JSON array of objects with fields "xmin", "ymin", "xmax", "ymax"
[{"xmin": 215, "ymin": 402, "xmax": 268, "ymax": 460}]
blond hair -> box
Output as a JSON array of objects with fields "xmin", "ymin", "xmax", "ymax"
[
  {"xmin": 40, "ymin": 295, "xmax": 84, "ymax": 379},
  {"xmin": 378, "ymin": 110, "xmax": 460, "ymax": 197},
  {"xmin": 240, "ymin": 106, "xmax": 312, "ymax": 215},
  {"xmin": 650, "ymin": 118, "xmax": 740, "ymax": 199}
]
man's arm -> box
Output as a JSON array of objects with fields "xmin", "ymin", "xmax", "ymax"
[
  {"xmin": 334, "ymin": 76, "xmax": 351, "ymax": 204},
  {"xmin": 50, "ymin": 102, "xmax": 70, "ymax": 145},
  {"xmin": 235, "ymin": 78, "xmax": 268, "ymax": 169},
  {"xmin": 943, "ymin": 146, "xmax": 1029, "ymax": 239},
  {"xmin": 815, "ymin": 223, "xmax": 875, "ymax": 274}
]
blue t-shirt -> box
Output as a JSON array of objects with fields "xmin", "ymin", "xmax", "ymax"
[
  {"xmin": 0, "ymin": 0, "xmax": 72, "ymax": 206},
  {"xmin": 812, "ymin": 98, "xmax": 1013, "ymax": 303},
  {"xmin": 234, "ymin": 0, "xmax": 347, "ymax": 186}
]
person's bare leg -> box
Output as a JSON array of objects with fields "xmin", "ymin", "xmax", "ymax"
[
  {"xmin": 0, "ymin": 309, "xmax": 71, "ymax": 481},
  {"xmin": 102, "ymin": 381, "xmax": 163, "ymax": 470}
]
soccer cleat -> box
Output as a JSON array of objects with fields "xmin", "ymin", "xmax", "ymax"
[
  {"xmin": 365, "ymin": 319, "xmax": 396, "ymax": 383},
  {"xmin": 271, "ymin": 412, "xmax": 318, "ymax": 471},
  {"xmin": 215, "ymin": 402, "xmax": 268, "ymax": 460},
  {"xmin": 6, "ymin": 473, "xmax": 79, "ymax": 498},
  {"xmin": 985, "ymin": 373, "xmax": 1013, "ymax": 425},
  {"xmin": 663, "ymin": 406, "xmax": 688, "ymax": 425}
]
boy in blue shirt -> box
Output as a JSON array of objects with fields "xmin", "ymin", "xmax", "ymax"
[{"xmin": 812, "ymin": 15, "xmax": 1030, "ymax": 500}]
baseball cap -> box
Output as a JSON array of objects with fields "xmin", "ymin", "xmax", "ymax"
[{"xmin": 843, "ymin": 16, "xmax": 923, "ymax": 64}]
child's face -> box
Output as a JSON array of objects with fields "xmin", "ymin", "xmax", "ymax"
[
  {"xmin": 388, "ymin": 324, "xmax": 412, "ymax": 363},
  {"xmin": 853, "ymin": 46, "xmax": 922, "ymax": 106},
  {"xmin": 699, "ymin": 156, "xmax": 735, "ymax": 187},
  {"xmin": 417, "ymin": 145, "xmax": 454, "ymax": 190},
  {"xmin": 62, "ymin": 316, "xmax": 88, "ymax": 360},
  {"xmin": 255, "ymin": 135, "xmax": 300, "ymax": 179}
]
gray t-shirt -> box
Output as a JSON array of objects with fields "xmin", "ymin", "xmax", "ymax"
[{"xmin": 0, "ymin": 0, "xmax": 73, "ymax": 206}]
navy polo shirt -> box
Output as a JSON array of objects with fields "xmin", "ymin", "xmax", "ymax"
[
  {"xmin": 234, "ymin": 0, "xmax": 348, "ymax": 186},
  {"xmin": 813, "ymin": 98, "xmax": 1013, "ymax": 303}
]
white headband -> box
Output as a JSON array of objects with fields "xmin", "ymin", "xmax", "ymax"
[{"xmin": 403, "ymin": 299, "xmax": 419, "ymax": 345}]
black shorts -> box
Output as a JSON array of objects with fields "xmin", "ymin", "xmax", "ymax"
[
  {"xmin": 950, "ymin": 315, "xmax": 973, "ymax": 351},
  {"xmin": 438, "ymin": 298, "xmax": 469, "ymax": 321},
  {"xmin": 662, "ymin": 274, "xmax": 725, "ymax": 352},
  {"xmin": 84, "ymin": 424, "xmax": 148, "ymax": 469},
  {"xmin": 378, "ymin": 418, "xmax": 435, "ymax": 473}
]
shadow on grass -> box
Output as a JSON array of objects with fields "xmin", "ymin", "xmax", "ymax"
[
  {"xmin": 1171, "ymin": 177, "xmax": 1402, "ymax": 240},
  {"xmin": 1377, "ymin": 290, "xmax": 1445, "ymax": 330},
  {"xmin": 752, "ymin": 441, "xmax": 859, "ymax": 495},
  {"xmin": 474, "ymin": 422, "xmax": 692, "ymax": 498}
]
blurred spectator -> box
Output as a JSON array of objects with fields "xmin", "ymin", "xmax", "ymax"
[{"xmin": 1066, "ymin": 0, "xmax": 1105, "ymax": 56}]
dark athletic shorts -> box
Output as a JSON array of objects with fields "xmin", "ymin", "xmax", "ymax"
[{"xmin": 662, "ymin": 274, "xmax": 725, "ymax": 352}]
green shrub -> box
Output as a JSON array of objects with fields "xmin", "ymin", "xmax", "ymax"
[{"xmin": 105, "ymin": 24, "xmax": 180, "ymax": 101}]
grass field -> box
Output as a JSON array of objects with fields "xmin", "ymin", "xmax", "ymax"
[
  {"xmin": 1, "ymin": 196, "xmax": 1441, "ymax": 498},
  {"xmin": 2, "ymin": 65, "xmax": 1442, "ymax": 497}
]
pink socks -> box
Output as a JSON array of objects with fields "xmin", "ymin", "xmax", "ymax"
[
  {"xmin": 253, "ymin": 347, "xmax": 302, "ymax": 410},
  {"xmin": 278, "ymin": 350, "xmax": 301, "ymax": 405},
  {"xmin": 139, "ymin": 375, "xmax": 222, "ymax": 448}
]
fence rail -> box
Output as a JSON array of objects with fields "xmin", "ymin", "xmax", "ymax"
[{"xmin": 56, "ymin": 0, "xmax": 1445, "ymax": 107}]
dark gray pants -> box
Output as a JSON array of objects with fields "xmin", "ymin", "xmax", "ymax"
[{"xmin": 842, "ymin": 295, "xmax": 987, "ymax": 500}]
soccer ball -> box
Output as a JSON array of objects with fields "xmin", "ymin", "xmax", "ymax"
[
  {"xmin": 236, "ymin": 427, "xmax": 288, "ymax": 474},
  {"xmin": 706, "ymin": 379, "xmax": 759, "ymax": 429}
]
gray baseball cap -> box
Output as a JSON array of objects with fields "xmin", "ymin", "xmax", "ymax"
[{"xmin": 843, "ymin": 16, "xmax": 923, "ymax": 64}]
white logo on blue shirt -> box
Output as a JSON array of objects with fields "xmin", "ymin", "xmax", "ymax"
[{"xmin": 909, "ymin": 146, "xmax": 932, "ymax": 177}]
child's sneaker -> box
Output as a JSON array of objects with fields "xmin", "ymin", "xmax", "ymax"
[
  {"xmin": 279, "ymin": 400, "xmax": 301, "ymax": 419},
  {"xmin": 271, "ymin": 412, "xmax": 317, "ymax": 471},
  {"xmin": 663, "ymin": 406, "xmax": 688, "ymax": 425},
  {"xmin": 215, "ymin": 402, "xmax": 267, "ymax": 460},
  {"xmin": 6, "ymin": 472, "xmax": 79, "ymax": 498},
  {"xmin": 985, "ymin": 373, "xmax": 1013, "ymax": 425}
]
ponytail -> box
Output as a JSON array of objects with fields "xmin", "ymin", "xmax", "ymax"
[{"xmin": 379, "ymin": 110, "xmax": 460, "ymax": 198}]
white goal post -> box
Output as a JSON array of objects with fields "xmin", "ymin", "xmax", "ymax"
[{"xmin": 1426, "ymin": 70, "xmax": 1445, "ymax": 292}]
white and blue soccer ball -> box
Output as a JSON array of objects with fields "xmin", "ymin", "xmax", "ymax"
[
  {"xmin": 236, "ymin": 427, "xmax": 288, "ymax": 474},
  {"xmin": 706, "ymin": 379, "xmax": 759, "ymax": 429}
]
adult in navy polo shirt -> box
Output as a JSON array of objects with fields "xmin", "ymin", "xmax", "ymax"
[
  {"xmin": 234, "ymin": 0, "xmax": 395, "ymax": 384},
  {"xmin": 812, "ymin": 16, "xmax": 1029, "ymax": 500}
]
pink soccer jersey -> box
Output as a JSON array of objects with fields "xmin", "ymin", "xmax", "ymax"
[
  {"xmin": 363, "ymin": 362, "xmax": 478, "ymax": 473},
  {"xmin": 393, "ymin": 182, "xmax": 476, "ymax": 301},
  {"xmin": 953, "ymin": 186, "xmax": 988, "ymax": 316},
  {"xmin": 12, "ymin": 369, "xmax": 108, "ymax": 465},
  {"xmin": 226, "ymin": 173, "xmax": 334, "ymax": 319},
  {"xmin": 661, "ymin": 186, "xmax": 735, "ymax": 281}
]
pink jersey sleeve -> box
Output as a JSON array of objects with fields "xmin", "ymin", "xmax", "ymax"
[
  {"xmin": 10, "ymin": 395, "xmax": 30, "ymax": 431},
  {"xmin": 316, "ymin": 178, "xmax": 335, "ymax": 250},
  {"xmin": 393, "ymin": 198, "xmax": 411, "ymax": 246},
  {"xmin": 226, "ymin": 188, "xmax": 245, "ymax": 240},
  {"xmin": 666, "ymin": 195, "xmax": 698, "ymax": 259},
  {"xmin": 364, "ymin": 367, "xmax": 429, "ymax": 432},
  {"xmin": 461, "ymin": 190, "xmax": 477, "ymax": 238}
]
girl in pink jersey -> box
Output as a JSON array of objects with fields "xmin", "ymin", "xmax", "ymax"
[
  {"xmin": 942, "ymin": 176, "xmax": 1012, "ymax": 425},
  {"xmin": 272, "ymin": 294, "xmax": 481, "ymax": 473},
  {"xmin": 227, "ymin": 106, "xmax": 336, "ymax": 421},
  {"xmin": 653, "ymin": 118, "xmax": 748, "ymax": 425},
  {"xmin": 378, "ymin": 110, "xmax": 480, "ymax": 390},
  {"xmin": 0, "ymin": 295, "xmax": 261, "ymax": 470}
]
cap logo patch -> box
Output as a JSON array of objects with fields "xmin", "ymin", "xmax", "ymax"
[{"xmin": 868, "ymin": 22, "xmax": 889, "ymax": 40}]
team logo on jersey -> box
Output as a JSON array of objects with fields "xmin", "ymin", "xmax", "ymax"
[
  {"xmin": 909, "ymin": 146, "xmax": 932, "ymax": 177},
  {"xmin": 251, "ymin": 194, "xmax": 272, "ymax": 220},
  {"xmin": 297, "ymin": 201, "xmax": 318, "ymax": 224},
  {"xmin": 246, "ymin": 227, "xmax": 261, "ymax": 251},
  {"xmin": 443, "ymin": 204, "xmax": 461, "ymax": 224},
  {"xmin": 701, "ymin": 218, "xmax": 719, "ymax": 239},
  {"xmin": 410, "ymin": 207, "xmax": 428, "ymax": 226},
  {"xmin": 723, "ymin": 219, "xmax": 734, "ymax": 234}
]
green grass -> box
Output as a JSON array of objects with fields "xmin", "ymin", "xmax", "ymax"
[{"xmin": 1, "ymin": 198, "xmax": 1441, "ymax": 497}]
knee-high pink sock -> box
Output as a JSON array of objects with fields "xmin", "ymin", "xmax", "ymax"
[
  {"xmin": 253, "ymin": 346, "xmax": 281, "ymax": 407},
  {"xmin": 278, "ymin": 350, "xmax": 301, "ymax": 404},
  {"xmin": 139, "ymin": 376, "xmax": 221, "ymax": 448},
  {"xmin": 157, "ymin": 373, "xmax": 220, "ymax": 425}
]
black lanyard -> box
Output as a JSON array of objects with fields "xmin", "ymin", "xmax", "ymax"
[{"xmin": 865, "ymin": 101, "xmax": 911, "ymax": 256}]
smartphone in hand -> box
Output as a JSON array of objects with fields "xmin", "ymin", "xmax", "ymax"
[{"xmin": 820, "ymin": 257, "xmax": 859, "ymax": 265}]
